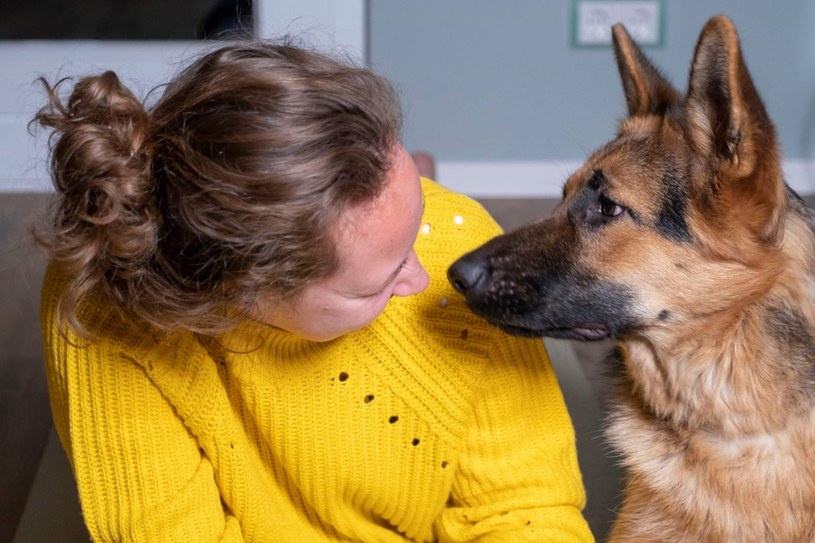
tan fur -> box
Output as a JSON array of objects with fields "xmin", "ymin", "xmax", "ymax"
[
  {"xmin": 604, "ymin": 17, "xmax": 815, "ymax": 542},
  {"xmin": 449, "ymin": 14, "xmax": 815, "ymax": 542}
]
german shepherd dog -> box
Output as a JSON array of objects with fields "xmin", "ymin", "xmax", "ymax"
[{"xmin": 448, "ymin": 15, "xmax": 815, "ymax": 543}]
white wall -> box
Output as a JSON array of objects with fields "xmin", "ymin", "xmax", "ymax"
[
  {"xmin": 0, "ymin": 0, "xmax": 364, "ymax": 194},
  {"xmin": 5, "ymin": 2, "xmax": 815, "ymax": 198}
]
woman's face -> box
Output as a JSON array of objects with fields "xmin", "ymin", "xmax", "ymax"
[{"xmin": 260, "ymin": 145, "xmax": 429, "ymax": 341}]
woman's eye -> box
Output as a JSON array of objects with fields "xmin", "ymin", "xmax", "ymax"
[{"xmin": 599, "ymin": 196, "xmax": 623, "ymax": 217}]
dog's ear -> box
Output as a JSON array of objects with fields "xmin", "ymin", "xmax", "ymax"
[
  {"xmin": 685, "ymin": 15, "xmax": 776, "ymax": 174},
  {"xmin": 685, "ymin": 15, "xmax": 784, "ymax": 242},
  {"xmin": 612, "ymin": 23, "xmax": 680, "ymax": 116}
]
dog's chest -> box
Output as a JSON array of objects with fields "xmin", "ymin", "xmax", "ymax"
[{"xmin": 608, "ymin": 400, "xmax": 815, "ymax": 541}]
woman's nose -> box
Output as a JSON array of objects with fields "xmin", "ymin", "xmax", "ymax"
[{"xmin": 393, "ymin": 262, "xmax": 429, "ymax": 297}]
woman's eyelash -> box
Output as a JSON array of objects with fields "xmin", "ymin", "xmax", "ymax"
[
  {"xmin": 379, "ymin": 259, "xmax": 409, "ymax": 290},
  {"xmin": 364, "ymin": 258, "xmax": 410, "ymax": 297}
]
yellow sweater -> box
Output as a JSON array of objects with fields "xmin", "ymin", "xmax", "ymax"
[{"xmin": 41, "ymin": 179, "xmax": 594, "ymax": 542}]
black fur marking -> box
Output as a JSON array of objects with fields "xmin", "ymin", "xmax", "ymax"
[
  {"xmin": 766, "ymin": 306, "xmax": 815, "ymax": 395},
  {"xmin": 628, "ymin": 208, "xmax": 643, "ymax": 226},
  {"xmin": 658, "ymin": 309, "xmax": 670, "ymax": 321},
  {"xmin": 787, "ymin": 184, "xmax": 805, "ymax": 204},
  {"xmin": 656, "ymin": 172, "xmax": 693, "ymax": 242},
  {"xmin": 571, "ymin": 170, "xmax": 627, "ymax": 229},
  {"xmin": 606, "ymin": 345, "xmax": 627, "ymax": 378},
  {"xmin": 588, "ymin": 169, "xmax": 605, "ymax": 191},
  {"xmin": 484, "ymin": 267, "xmax": 639, "ymax": 341},
  {"xmin": 785, "ymin": 184, "xmax": 815, "ymax": 235},
  {"xmin": 448, "ymin": 219, "xmax": 640, "ymax": 341},
  {"xmin": 513, "ymin": 277, "xmax": 638, "ymax": 340}
]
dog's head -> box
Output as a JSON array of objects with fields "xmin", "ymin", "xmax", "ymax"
[{"xmin": 448, "ymin": 15, "xmax": 787, "ymax": 341}]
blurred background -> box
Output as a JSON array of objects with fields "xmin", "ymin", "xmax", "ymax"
[
  {"xmin": 4, "ymin": 0, "xmax": 815, "ymax": 195},
  {"xmin": 2, "ymin": 1, "xmax": 814, "ymax": 542}
]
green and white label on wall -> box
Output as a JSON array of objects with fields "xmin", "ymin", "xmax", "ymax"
[{"xmin": 572, "ymin": 0, "xmax": 665, "ymax": 48}]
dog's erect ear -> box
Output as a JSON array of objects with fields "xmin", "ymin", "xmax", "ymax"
[
  {"xmin": 686, "ymin": 15, "xmax": 783, "ymax": 242},
  {"xmin": 612, "ymin": 23, "xmax": 680, "ymax": 116},
  {"xmin": 686, "ymin": 15, "xmax": 776, "ymax": 173}
]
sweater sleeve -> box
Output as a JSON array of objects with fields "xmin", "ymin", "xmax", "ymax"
[
  {"xmin": 40, "ymin": 268, "xmax": 244, "ymax": 542},
  {"xmin": 435, "ymin": 335, "xmax": 594, "ymax": 542}
]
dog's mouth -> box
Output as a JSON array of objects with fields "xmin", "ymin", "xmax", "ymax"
[{"xmin": 497, "ymin": 322, "xmax": 611, "ymax": 341}]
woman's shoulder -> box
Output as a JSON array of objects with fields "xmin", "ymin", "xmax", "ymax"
[
  {"xmin": 41, "ymin": 264, "xmax": 190, "ymax": 364},
  {"xmin": 400, "ymin": 180, "xmax": 508, "ymax": 346},
  {"xmin": 42, "ymin": 265, "xmax": 128, "ymax": 341},
  {"xmin": 420, "ymin": 177, "xmax": 495, "ymax": 220},
  {"xmin": 419, "ymin": 177, "xmax": 503, "ymax": 253}
]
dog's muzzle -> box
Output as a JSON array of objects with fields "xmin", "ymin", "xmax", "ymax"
[{"xmin": 448, "ymin": 252, "xmax": 487, "ymax": 296}]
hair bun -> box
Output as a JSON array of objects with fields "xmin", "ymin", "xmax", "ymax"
[{"xmin": 34, "ymin": 71, "xmax": 159, "ymax": 320}]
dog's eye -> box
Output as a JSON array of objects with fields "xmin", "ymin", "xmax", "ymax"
[{"xmin": 599, "ymin": 195, "xmax": 624, "ymax": 217}]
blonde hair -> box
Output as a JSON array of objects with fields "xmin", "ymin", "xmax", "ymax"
[{"xmin": 34, "ymin": 41, "xmax": 402, "ymax": 335}]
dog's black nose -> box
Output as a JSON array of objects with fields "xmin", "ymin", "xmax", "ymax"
[{"xmin": 448, "ymin": 254, "xmax": 487, "ymax": 294}]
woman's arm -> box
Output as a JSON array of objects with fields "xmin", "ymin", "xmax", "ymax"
[
  {"xmin": 435, "ymin": 334, "xmax": 595, "ymax": 542},
  {"xmin": 41, "ymin": 270, "xmax": 242, "ymax": 542}
]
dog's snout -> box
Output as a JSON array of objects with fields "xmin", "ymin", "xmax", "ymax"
[{"xmin": 448, "ymin": 253, "xmax": 488, "ymax": 294}]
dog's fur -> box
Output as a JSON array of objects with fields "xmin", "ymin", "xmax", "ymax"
[{"xmin": 448, "ymin": 15, "xmax": 815, "ymax": 542}]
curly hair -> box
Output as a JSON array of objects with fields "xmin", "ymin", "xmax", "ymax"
[{"xmin": 33, "ymin": 41, "xmax": 403, "ymax": 336}]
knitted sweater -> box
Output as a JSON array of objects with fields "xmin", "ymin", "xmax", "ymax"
[{"xmin": 41, "ymin": 178, "xmax": 594, "ymax": 542}]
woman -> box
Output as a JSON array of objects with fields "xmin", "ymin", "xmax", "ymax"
[{"xmin": 35, "ymin": 41, "xmax": 593, "ymax": 542}]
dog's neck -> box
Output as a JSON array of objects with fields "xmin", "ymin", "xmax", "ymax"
[
  {"xmin": 619, "ymin": 321, "xmax": 813, "ymax": 436},
  {"xmin": 617, "ymin": 207, "xmax": 815, "ymax": 436}
]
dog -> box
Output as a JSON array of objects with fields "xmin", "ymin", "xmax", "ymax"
[{"xmin": 448, "ymin": 15, "xmax": 815, "ymax": 543}]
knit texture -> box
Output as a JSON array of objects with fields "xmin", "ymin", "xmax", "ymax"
[{"xmin": 41, "ymin": 179, "xmax": 594, "ymax": 542}]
